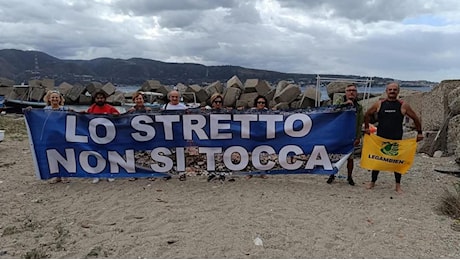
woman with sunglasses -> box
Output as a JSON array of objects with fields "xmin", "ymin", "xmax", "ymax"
[
  {"xmin": 252, "ymin": 95, "xmax": 269, "ymax": 111},
  {"xmin": 210, "ymin": 93, "xmax": 224, "ymax": 110},
  {"xmin": 205, "ymin": 93, "xmax": 237, "ymax": 182},
  {"xmin": 246, "ymin": 95, "xmax": 270, "ymax": 180}
]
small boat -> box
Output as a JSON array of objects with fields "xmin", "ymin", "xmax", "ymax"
[
  {"xmin": 181, "ymin": 91, "xmax": 201, "ymax": 109},
  {"xmin": 4, "ymin": 83, "xmax": 46, "ymax": 113},
  {"xmin": 0, "ymin": 95, "xmax": 5, "ymax": 113},
  {"xmin": 5, "ymin": 99, "xmax": 46, "ymax": 113}
]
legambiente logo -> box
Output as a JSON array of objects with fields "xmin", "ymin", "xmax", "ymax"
[{"xmin": 380, "ymin": 142, "xmax": 399, "ymax": 156}]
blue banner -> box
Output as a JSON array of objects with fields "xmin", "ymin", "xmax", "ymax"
[{"xmin": 24, "ymin": 107, "xmax": 356, "ymax": 180}]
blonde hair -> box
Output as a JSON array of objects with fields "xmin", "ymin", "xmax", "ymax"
[
  {"xmin": 210, "ymin": 93, "xmax": 223, "ymax": 104},
  {"xmin": 43, "ymin": 90, "xmax": 64, "ymax": 106}
]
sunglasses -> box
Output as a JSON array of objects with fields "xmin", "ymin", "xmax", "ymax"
[
  {"xmin": 257, "ymin": 101, "xmax": 266, "ymax": 104},
  {"xmin": 213, "ymin": 100, "xmax": 222, "ymax": 104}
]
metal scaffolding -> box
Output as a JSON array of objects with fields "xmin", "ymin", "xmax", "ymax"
[{"xmin": 313, "ymin": 75, "xmax": 374, "ymax": 107}]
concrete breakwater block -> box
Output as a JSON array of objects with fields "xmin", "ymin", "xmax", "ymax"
[
  {"xmin": 102, "ymin": 82, "xmax": 116, "ymax": 96},
  {"xmin": 274, "ymin": 80, "xmax": 289, "ymax": 97},
  {"xmin": 85, "ymin": 82, "xmax": 103, "ymax": 95},
  {"xmin": 141, "ymin": 80, "xmax": 168, "ymax": 97},
  {"xmin": 227, "ymin": 75, "xmax": 243, "ymax": 90},
  {"xmin": 188, "ymin": 84, "xmax": 208, "ymax": 103},
  {"xmin": 274, "ymin": 84, "xmax": 301, "ymax": 103},
  {"xmin": 29, "ymin": 86, "xmax": 46, "ymax": 102},
  {"xmin": 244, "ymin": 79, "xmax": 271, "ymax": 96},
  {"xmin": 204, "ymin": 81, "xmax": 223, "ymax": 96},
  {"xmin": 66, "ymin": 85, "xmax": 86, "ymax": 102},
  {"xmin": 223, "ymin": 87, "xmax": 241, "ymax": 108},
  {"xmin": 237, "ymin": 92, "xmax": 259, "ymax": 108}
]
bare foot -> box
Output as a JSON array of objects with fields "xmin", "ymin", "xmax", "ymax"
[
  {"xmin": 366, "ymin": 182, "xmax": 375, "ymax": 189},
  {"xmin": 61, "ymin": 178, "xmax": 70, "ymax": 183},
  {"xmin": 245, "ymin": 175, "xmax": 253, "ymax": 180},
  {"xmin": 395, "ymin": 184, "xmax": 403, "ymax": 194},
  {"xmin": 260, "ymin": 174, "xmax": 268, "ymax": 179}
]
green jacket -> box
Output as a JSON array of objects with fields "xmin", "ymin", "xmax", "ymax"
[{"xmin": 334, "ymin": 97, "xmax": 364, "ymax": 140}]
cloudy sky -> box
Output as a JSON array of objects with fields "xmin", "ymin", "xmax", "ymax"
[{"xmin": 1, "ymin": 0, "xmax": 460, "ymax": 82}]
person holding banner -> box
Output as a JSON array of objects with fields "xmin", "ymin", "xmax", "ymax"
[
  {"xmin": 87, "ymin": 91, "xmax": 120, "ymax": 115},
  {"xmin": 42, "ymin": 90, "xmax": 70, "ymax": 184},
  {"xmin": 163, "ymin": 90, "xmax": 187, "ymax": 181},
  {"xmin": 163, "ymin": 90, "xmax": 187, "ymax": 110},
  {"xmin": 43, "ymin": 90, "xmax": 68, "ymax": 111},
  {"xmin": 87, "ymin": 90, "xmax": 120, "ymax": 184},
  {"xmin": 127, "ymin": 91, "xmax": 152, "ymax": 113},
  {"xmin": 327, "ymin": 84, "xmax": 363, "ymax": 186},
  {"xmin": 246, "ymin": 95, "xmax": 270, "ymax": 180},
  {"xmin": 210, "ymin": 93, "xmax": 224, "ymax": 110},
  {"xmin": 363, "ymin": 82, "xmax": 423, "ymax": 193},
  {"xmin": 205, "ymin": 93, "xmax": 233, "ymax": 182},
  {"xmin": 252, "ymin": 95, "xmax": 269, "ymax": 112},
  {"xmin": 126, "ymin": 91, "xmax": 152, "ymax": 181},
  {"xmin": 204, "ymin": 93, "xmax": 233, "ymax": 112}
]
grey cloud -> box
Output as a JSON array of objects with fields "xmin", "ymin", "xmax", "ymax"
[
  {"xmin": 0, "ymin": 0, "xmax": 459, "ymax": 81},
  {"xmin": 278, "ymin": 0, "xmax": 456, "ymax": 23},
  {"xmin": 224, "ymin": 1, "xmax": 261, "ymax": 24},
  {"xmin": 114, "ymin": 0, "xmax": 260, "ymax": 30},
  {"xmin": 112, "ymin": 0, "xmax": 238, "ymax": 16}
]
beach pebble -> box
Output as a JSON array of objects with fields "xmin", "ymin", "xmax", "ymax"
[
  {"xmin": 254, "ymin": 236, "xmax": 263, "ymax": 246},
  {"xmin": 433, "ymin": 151, "xmax": 443, "ymax": 158},
  {"xmin": 80, "ymin": 222, "xmax": 91, "ymax": 228}
]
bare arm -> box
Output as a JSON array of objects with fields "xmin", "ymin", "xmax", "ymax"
[
  {"xmin": 363, "ymin": 101, "xmax": 379, "ymax": 134},
  {"xmin": 402, "ymin": 103, "xmax": 424, "ymax": 141}
]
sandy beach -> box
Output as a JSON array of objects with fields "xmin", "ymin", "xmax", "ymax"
[{"xmin": 1, "ymin": 116, "xmax": 460, "ymax": 258}]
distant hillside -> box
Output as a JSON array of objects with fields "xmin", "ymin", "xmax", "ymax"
[{"xmin": 0, "ymin": 49, "xmax": 437, "ymax": 87}]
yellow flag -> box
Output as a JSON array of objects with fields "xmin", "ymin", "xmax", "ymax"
[{"xmin": 360, "ymin": 134, "xmax": 417, "ymax": 174}]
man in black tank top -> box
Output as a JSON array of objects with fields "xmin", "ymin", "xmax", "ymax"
[{"xmin": 363, "ymin": 82, "xmax": 424, "ymax": 194}]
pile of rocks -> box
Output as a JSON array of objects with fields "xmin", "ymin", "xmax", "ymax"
[
  {"xmin": 57, "ymin": 81, "xmax": 126, "ymax": 105},
  {"xmin": 0, "ymin": 78, "xmax": 126, "ymax": 106},
  {"xmin": 138, "ymin": 75, "xmax": 326, "ymax": 109},
  {"xmin": 402, "ymin": 80, "xmax": 460, "ymax": 164}
]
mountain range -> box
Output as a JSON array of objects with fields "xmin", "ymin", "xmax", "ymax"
[{"xmin": 0, "ymin": 49, "xmax": 436, "ymax": 87}]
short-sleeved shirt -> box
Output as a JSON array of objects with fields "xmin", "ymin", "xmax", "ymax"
[
  {"xmin": 44, "ymin": 105, "xmax": 67, "ymax": 111},
  {"xmin": 87, "ymin": 104, "xmax": 120, "ymax": 115},
  {"xmin": 162, "ymin": 103, "xmax": 187, "ymax": 110}
]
